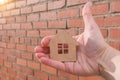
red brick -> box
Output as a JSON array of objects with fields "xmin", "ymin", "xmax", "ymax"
[
  {"xmin": 58, "ymin": 70, "xmax": 79, "ymax": 80},
  {"xmin": 95, "ymin": 16, "xmax": 120, "ymax": 27},
  {"xmin": 0, "ymin": 13, "xmax": 2, "ymax": 17},
  {"xmin": 27, "ymin": 0, "xmax": 39, "ymax": 5},
  {"xmin": 111, "ymin": 1, "xmax": 120, "ymax": 13},
  {"xmin": 3, "ymin": 11, "xmax": 10, "ymax": 17},
  {"xmin": 11, "ymin": 23, "xmax": 20, "ymax": 29},
  {"xmin": 33, "ymin": 21, "xmax": 47, "ymax": 29},
  {"xmin": 0, "ymin": 6, "xmax": 6, "ymax": 12},
  {"xmin": 48, "ymin": 20, "xmax": 66, "ymax": 28},
  {"xmin": 27, "ymin": 30, "xmax": 40, "ymax": 37},
  {"xmin": 7, "ymin": 30, "xmax": 16, "ymax": 36},
  {"xmin": 34, "ymin": 71, "xmax": 48, "ymax": 80},
  {"xmin": 0, "ymin": 42, "xmax": 6, "ymax": 48},
  {"xmin": 109, "ymin": 28, "xmax": 120, "ymax": 40},
  {"xmin": 27, "ymin": 61, "xmax": 40, "ymax": 70},
  {"xmin": 58, "ymin": 8, "xmax": 79, "ymax": 19},
  {"xmin": 21, "ymin": 67, "xmax": 33, "ymax": 75},
  {"xmin": 41, "ymin": 64, "xmax": 57, "ymax": 75},
  {"xmin": 95, "ymin": 17, "xmax": 105, "ymax": 27},
  {"xmin": 16, "ymin": 30, "xmax": 26, "ymax": 37},
  {"xmin": 0, "ymin": 18, "xmax": 6, "ymax": 24},
  {"xmin": 16, "ymin": 0, "xmax": 26, "ymax": 8},
  {"xmin": 21, "ymin": 23, "xmax": 32, "ymax": 29},
  {"xmin": 0, "ymin": 53, "xmax": 7, "ymax": 60},
  {"xmin": 4, "ymin": 61, "xmax": 12, "ymax": 68},
  {"xmin": 16, "ymin": 44, "xmax": 26, "ymax": 51},
  {"xmin": 8, "ymin": 69, "xmax": 16, "ymax": 76},
  {"xmin": 0, "ymin": 25, "xmax": 2, "ymax": 29},
  {"xmin": 31, "ymin": 38, "xmax": 38, "ymax": 45},
  {"xmin": 0, "ymin": 59, "xmax": 3, "ymax": 65},
  {"xmin": 109, "ymin": 42, "xmax": 120, "ymax": 50},
  {"xmin": 49, "ymin": 76, "xmax": 62, "ymax": 80},
  {"xmin": 3, "ymin": 24, "xmax": 11, "ymax": 29},
  {"xmin": 17, "ymin": 58, "xmax": 27, "ymax": 66},
  {"xmin": 40, "ymin": 30, "xmax": 56, "ymax": 37},
  {"xmin": 106, "ymin": 16, "xmax": 120, "ymax": 27},
  {"xmin": 68, "ymin": 18, "xmax": 84, "ymax": 28},
  {"xmin": 6, "ymin": 17, "xmax": 15, "ymax": 23},
  {"xmin": 67, "ymin": 0, "xmax": 86, "ymax": 6},
  {"xmin": 16, "ymin": 16, "xmax": 26, "ymax": 23},
  {"xmin": 27, "ymin": 13, "xmax": 39, "ymax": 22},
  {"xmin": 100, "ymin": 29, "xmax": 108, "ymax": 38},
  {"xmin": 25, "ymin": 38, "xmax": 31, "ymax": 45},
  {"xmin": 19, "ymin": 37, "xmax": 25, "ymax": 44},
  {"xmin": 48, "ymin": 0, "xmax": 65, "ymax": 10},
  {"xmin": 28, "ymin": 76, "xmax": 37, "ymax": 80},
  {"xmin": 21, "ymin": 52, "xmax": 32, "ymax": 60},
  {"xmin": 11, "ymin": 9, "xmax": 20, "ymax": 16},
  {"xmin": 66, "ymin": 29, "xmax": 78, "ymax": 36},
  {"xmin": 91, "ymin": 3, "xmax": 108, "ymax": 15},
  {"xmin": 27, "ymin": 46, "xmax": 35, "ymax": 52},
  {"xmin": 33, "ymin": 3, "xmax": 47, "ymax": 12},
  {"xmin": 16, "ymin": 72, "xmax": 27, "ymax": 80},
  {"xmin": 21, "ymin": 6, "xmax": 32, "ymax": 14},
  {"xmin": 40, "ymin": 12, "xmax": 57, "ymax": 20},
  {"xmin": 7, "ymin": 56, "xmax": 16, "ymax": 62},
  {"xmin": 0, "ymin": 48, "xmax": 3, "ymax": 53},
  {"xmin": 0, "ymin": 66, "xmax": 7, "ymax": 72},
  {"xmin": 7, "ymin": 3, "xmax": 15, "ymax": 10},
  {"xmin": 7, "ymin": 43, "xmax": 15, "ymax": 49}
]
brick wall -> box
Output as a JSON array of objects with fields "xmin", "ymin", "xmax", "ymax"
[{"xmin": 0, "ymin": 0, "xmax": 120, "ymax": 80}]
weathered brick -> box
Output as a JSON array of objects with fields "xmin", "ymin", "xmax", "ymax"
[
  {"xmin": 109, "ymin": 28, "xmax": 120, "ymax": 40},
  {"xmin": 3, "ymin": 11, "xmax": 10, "ymax": 17},
  {"xmin": 58, "ymin": 70, "xmax": 79, "ymax": 80},
  {"xmin": 21, "ymin": 6, "xmax": 32, "ymax": 14},
  {"xmin": 48, "ymin": 0, "xmax": 65, "ymax": 10},
  {"xmin": 40, "ymin": 30, "xmax": 56, "ymax": 37},
  {"xmin": 34, "ymin": 71, "xmax": 48, "ymax": 80},
  {"xmin": 58, "ymin": 8, "xmax": 79, "ymax": 19},
  {"xmin": 7, "ymin": 3, "xmax": 15, "ymax": 10},
  {"xmin": 21, "ymin": 52, "xmax": 32, "ymax": 60},
  {"xmin": 33, "ymin": 21, "xmax": 47, "ymax": 29},
  {"xmin": 27, "ymin": 13, "xmax": 39, "ymax": 22},
  {"xmin": 16, "ymin": 0, "xmax": 26, "ymax": 8},
  {"xmin": 27, "ymin": 0, "xmax": 39, "ymax": 5},
  {"xmin": 91, "ymin": 3, "xmax": 108, "ymax": 15},
  {"xmin": 16, "ymin": 44, "xmax": 26, "ymax": 51},
  {"xmin": 111, "ymin": 1, "xmax": 120, "ymax": 13},
  {"xmin": 21, "ymin": 23, "xmax": 32, "ymax": 29},
  {"xmin": 17, "ymin": 58, "xmax": 27, "ymax": 66},
  {"xmin": 11, "ymin": 9, "xmax": 20, "ymax": 16},
  {"xmin": 27, "ymin": 30, "xmax": 40, "ymax": 37},
  {"xmin": 4, "ymin": 61, "xmax": 12, "ymax": 68},
  {"xmin": 27, "ymin": 61, "xmax": 40, "ymax": 70},
  {"xmin": 16, "ymin": 30, "xmax": 26, "ymax": 37},
  {"xmin": 41, "ymin": 64, "xmax": 57, "ymax": 75},
  {"xmin": 40, "ymin": 12, "xmax": 57, "ymax": 20},
  {"xmin": 16, "ymin": 16, "xmax": 26, "ymax": 23},
  {"xmin": 33, "ymin": 3, "xmax": 47, "ymax": 12},
  {"xmin": 68, "ymin": 18, "xmax": 84, "ymax": 28},
  {"xmin": 48, "ymin": 20, "xmax": 66, "ymax": 28},
  {"xmin": 6, "ymin": 17, "xmax": 15, "ymax": 23},
  {"xmin": 27, "ymin": 45, "xmax": 35, "ymax": 52},
  {"xmin": 0, "ymin": 18, "xmax": 6, "ymax": 24}
]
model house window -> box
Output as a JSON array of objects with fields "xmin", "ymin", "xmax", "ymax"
[{"xmin": 58, "ymin": 43, "xmax": 68, "ymax": 54}]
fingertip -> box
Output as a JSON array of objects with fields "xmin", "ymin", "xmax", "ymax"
[{"xmin": 41, "ymin": 35, "xmax": 55, "ymax": 47}]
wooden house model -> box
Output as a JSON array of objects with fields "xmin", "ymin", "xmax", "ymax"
[{"xmin": 49, "ymin": 30, "xmax": 78, "ymax": 62}]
